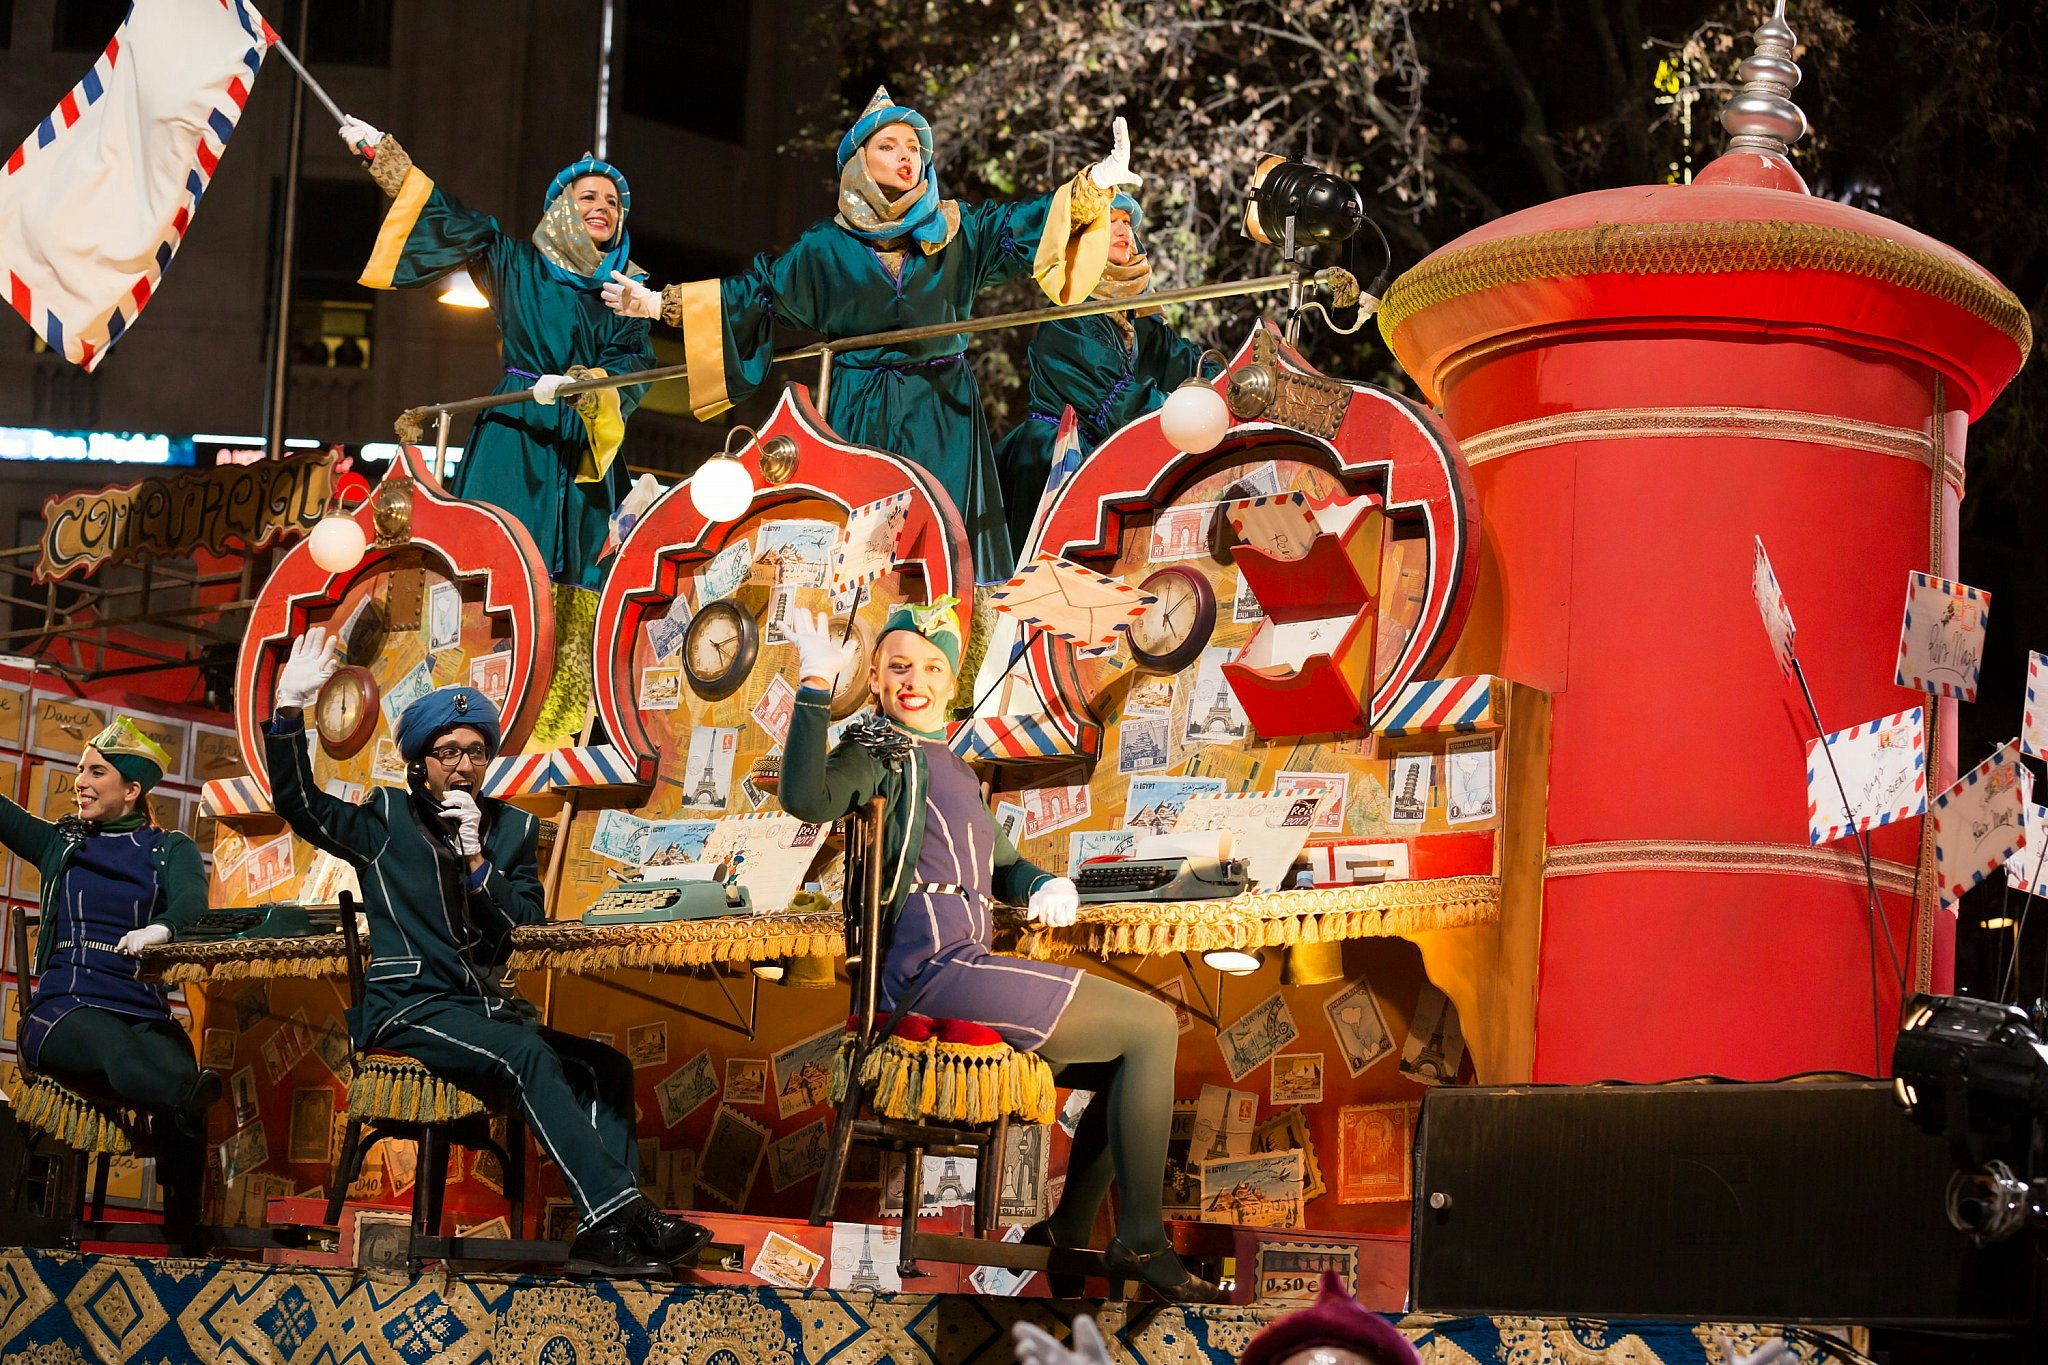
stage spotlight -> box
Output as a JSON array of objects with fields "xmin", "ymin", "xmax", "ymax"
[
  {"xmin": 307, "ymin": 513, "xmax": 367, "ymax": 573},
  {"xmin": 1894, "ymin": 992, "xmax": 2048, "ymax": 1133},
  {"xmin": 1243, "ymin": 154, "xmax": 1366, "ymax": 247},
  {"xmin": 1203, "ymin": 947, "xmax": 1264, "ymax": 976}
]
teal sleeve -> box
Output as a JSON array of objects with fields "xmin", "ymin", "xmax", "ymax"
[
  {"xmin": 590, "ymin": 311, "xmax": 657, "ymax": 421},
  {"xmin": 0, "ymin": 795, "xmax": 56, "ymax": 867},
  {"xmin": 992, "ymin": 822, "xmax": 1055, "ymax": 905},
  {"xmin": 469, "ymin": 809, "xmax": 545, "ymax": 939},
  {"xmin": 382, "ymin": 185, "xmax": 505, "ymax": 291},
  {"xmin": 150, "ymin": 832, "xmax": 211, "ymax": 938},
  {"xmin": 713, "ymin": 235, "xmax": 830, "ymax": 409},
  {"xmin": 778, "ymin": 688, "xmax": 883, "ymax": 825},
  {"xmin": 263, "ymin": 718, "xmax": 389, "ymax": 865},
  {"xmin": 961, "ymin": 192, "xmax": 1055, "ymax": 293}
]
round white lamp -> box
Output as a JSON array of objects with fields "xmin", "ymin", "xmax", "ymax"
[
  {"xmin": 1202, "ymin": 946, "xmax": 1265, "ymax": 976},
  {"xmin": 307, "ymin": 514, "xmax": 368, "ymax": 574},
  {"xmin": 1159, "ymin": 376, "xmax": 1231, "ymax": 454},
  {"xmin": 689, "ymin": 454, "xmax": 754, "ymax": 523}
]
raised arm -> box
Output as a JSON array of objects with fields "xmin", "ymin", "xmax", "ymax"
[
  {"xmin": 336, "ymin": 116, "xmax": 505, "ymax": 293},
  {"xmin": 970, "ymin": 115, "xmax": 1139, "ymax": 304},
  {"xmin": 779, "ymin": 610, "xmax": 883, "ymax": 825},
  {"xmin": 264, "ymin": 629, "xmax": 389, "ymax": 864},
  {"xmin": 0, "ymin": 791, "xmax": 57, "ymax": 868}
]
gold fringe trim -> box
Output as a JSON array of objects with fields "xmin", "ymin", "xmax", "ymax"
[
  {"xmin": 1461, "ymin": 405, "xmax": 1963, "ymax": 493},
  {"xmin": 829, "ymin": 1032, "xmax": 1057, "ymax": 1126},
  {"xmin": 14, "ymin": 1078, "xmax": 134, "ymax": 1155},
  {"xmin": 505, "ymin": 913, "xmax": 847, "ymax": 976},
  {"xmin": 1379, "ymin": 218, "xmax": 2032, "ymax": 359},
  {"xmin": 1544, "ymin": 839, "xmax": 1917, "ymax": 895},
  {"xmin": 142, "ymin": 938, "xmax": 350, "ymax": 984},
  {"xmin": 1006, "ymin": 876, "xmax": 1501, "ymax": 962},
  {"xmin": 347, "ymin": 1055, "xmax": 488, "ymax": 1124}
]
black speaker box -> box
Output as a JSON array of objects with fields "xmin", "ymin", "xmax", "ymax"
[{"xmin": 1412, "ymin": 1081, "xmax": 2043, "ymax": 1327}]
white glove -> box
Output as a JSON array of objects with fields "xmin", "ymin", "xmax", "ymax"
[
  {"xmin": 338, "ymin": 115, "xmax": 384, "ymax": 155},
  {"xmin": 1028, "ymin": 877, "xmax": 1080, "ymax": 929},
  {"xmin": 277, "ymin": 627, "xmax": 339, "ymax": 710},
  {"xmin": 603, "ymin": 270, "xmax": 663, "ymax": 320},
  {"xmin": 117, "ymin": 923, "xmax": 172, "ymax": 956},
  {"xmin": 785, "ymin": 609, "xmax": 860, "ymax": 691},
  {"xmin": 1013, "ymin": 1315, "xmax": 1112, "ymax": 1365},
  {"xmin": 439, "ymin": 789, "xmax": 485, "ymax": 857},
  {"xmin": 1087, "ymin": 116, "xmax": 1142, "ymax": 190},
  {"xmin": 530, "ymin": 373, "xmax": 571, "ymax": 405}
]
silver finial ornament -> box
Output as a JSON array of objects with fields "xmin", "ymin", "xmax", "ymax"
[{"xmin": 1721, "ymin": 0, "xmax": 1807, "ymax": 158}]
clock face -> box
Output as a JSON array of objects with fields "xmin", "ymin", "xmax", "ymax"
[
  {"xmin": 827, "ymin": 616, "xmax": 877, "ymax": 720},
  {"xmin": 1129, "ymin": 566, "xmax": 1217, "ymax": 675},
  {"xmin": 315, "ymin": 666, "xmax": 381, "ymax": 758},
  {"xmin": 683, "ymin": 600, "xmax": 760, "ymax": 701}
]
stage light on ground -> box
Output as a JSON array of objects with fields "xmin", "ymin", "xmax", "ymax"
[
  {"xmin": 1160, "ymin": 379, "xmax": 1230, "ymax": 454},
  {"xmin": 690, "ymin": 454, "xmax": 753, "ymax": 522},
  {"xmin": 1203, "ymin": 947, "xmax": 1264, "ymax": 976},
  {"xmin": 438, "ymin": 268, "xmax": 489, "ymax": 309},
  {"xmin": 307, "ymin": 514, "xmax": 367, "ymax": 573}
]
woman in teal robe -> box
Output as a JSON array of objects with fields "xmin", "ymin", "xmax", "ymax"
[
  {"xmin": 341, "ymin": 118, "xmax": 654, "ymax": 589},
  {"xmin": 994, "ymin": 194, "xmax": 1220, "ymax": 556},
  {"xmin": 606, "ymin": 88, "xmax": 1136, "ymax": 581}
]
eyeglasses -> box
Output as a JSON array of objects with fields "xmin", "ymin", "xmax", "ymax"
[{"xmin": 428, "ymin": 743, "xmax": 490, "ymax": 767}]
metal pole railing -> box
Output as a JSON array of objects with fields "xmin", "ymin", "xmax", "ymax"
[{"xmin": 396, "ymin": 269, "xmax": 1315, "ymax": 427}]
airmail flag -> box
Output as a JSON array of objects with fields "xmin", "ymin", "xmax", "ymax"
[{"xmin": 0, "ymin": 0, "xmax": 274, "ymax": 369}]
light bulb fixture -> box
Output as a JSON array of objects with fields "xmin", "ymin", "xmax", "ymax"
[
  {"xmin": 751, "ymin": 961, "xmax": 787, "ymax": 983},
  {"xmin": 437, "ymin": 267, "xmax": 489, "ymax": 309},
  {"xmin": 1203, "ymin": 947, "xmax": 1264, "ymax": 976},
  {"xmin": 690, "ymin": 424, "xmax": 765, "ymax": 523},
  {"xmin": 1160, "ymin": 352, "xmax": 1233, "ymax": 454},
  {"xmin": 307, "ymin": 513, "xmax": 368, "ymax": 574},
  {"xmin": 1243, "ymin": 154, "xmax": 1366, "ymax": 247},
  {"xmin": 758, "ymin": 434, "xmax": 800, "ymax": 486}
]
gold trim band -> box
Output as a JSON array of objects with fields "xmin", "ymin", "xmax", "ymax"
[
  {"xmin": 1461, "ymin": 405, "xmax": 1962, "ymax": 492},
  {"xmin": 1380, "ymin": 219, "xmax": 2032, "ymax": 360},
  {"xmin": 358, "ymin": 166, "xmax": 434, "ymax": 291},
  {"xmin": 1544, "ymin": 839, "xmax": 1916, "ymax": 895}
]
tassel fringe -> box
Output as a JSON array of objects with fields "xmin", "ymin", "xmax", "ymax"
[
  {"xmin": 347, "ymin": 1055, "xmax": 488, "ymax": 1124},
  {"xmin": 14, "ymin": 1078, "xmax": 134, "ymax": 1155},
  {"xmin": 828, "ymin": 1030, "xmax": 1056, "ymax": 1126}
]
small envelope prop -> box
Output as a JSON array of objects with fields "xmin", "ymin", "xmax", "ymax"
[
  {"xmin": 1895, "ymin": 571, "xmax": 1990, "ymax": 700},
  {"xmin": 1752, "ymin": 536, "xmax": 1796, "ymax": 678},
  {"xmin": 2023, "ymin": 651, "xmax": 2048, "ymax": 759},
  {"xmin": 1932, "ymin": 740, "xmax": 2027, "ymax": 908},
  {"xmin": 988, "ymin": 554, "xmax": 1155, "ymax": 648},
  {"xmin": 1806, "ymin": 706, "xmax": 1926, "ymax": 846},
  {"xmin": 2004, "ymin": 796, "xmax": 2048, "ymax": 899},
  {"xmin": 831, "ymin": 492, "xmax": 911, "ymax": 593}
]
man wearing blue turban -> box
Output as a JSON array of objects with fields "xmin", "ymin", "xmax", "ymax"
[
  {"xmin": 606, "ymin": 87, "xmax": 1142, "ymax": 580},
  {"xmin": 332, "ymin": 112, "xmax": 655, "ymax": 595},
  {"xmin": 266, "ymin": 630, "xmax": 710, "ymax": 1276}
]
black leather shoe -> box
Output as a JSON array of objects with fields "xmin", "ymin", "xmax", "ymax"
[
  {"xmin": 565, "ymin": 1220, "xmax": 664, "ymax": 1278},
  {"xmin": 624, "ymin": 1197, "xmax": 714, "ymax": 1267},
  {"xmin": 1104, "ymin": 1237, "xmax": 1226, "ymax": 1304},
  {"xmin": 1022, "ymin": 1220, "xmax": 1086, "ymax": 1298}
]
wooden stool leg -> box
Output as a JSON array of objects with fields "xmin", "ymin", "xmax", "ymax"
[
  {"xmin": 896, "ymin": 1144, "xmax": 923, "ymax": 1277},
  {"xmin": 89, "ymin": 1153, "xmax": 111, "ymax": 1224},
  {"xmin": 408, "ymin": 1127, "xmax": 447, "ymax": 1274},
  {"xmin": 975, "ymin": 1115, "xmax": 1009, "ymax": 1238},
  {"xmin": 324, "ymin": 1118, "xmax": 365, "ymax": 1225},
  {"xmin": 809, "ymin": 1088, "xmax": 864, "ymax": 1226},
  {"xmin": 503, "ymin": 1117, "xmax": 526, "ymax": 1238}
]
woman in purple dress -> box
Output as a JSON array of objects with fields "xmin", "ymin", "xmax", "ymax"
[{"xmin": 781, "ymin": 601, "xmax": 1222, "ymax": 1303}]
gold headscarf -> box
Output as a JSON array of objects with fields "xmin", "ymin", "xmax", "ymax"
[
  {"xmin": 1090, "ymin": 252, "xmax": 1160, "ymax": 349},
  {"xmin": 835, "ymin": 157, "xmax": 960, "ymax": 257}
]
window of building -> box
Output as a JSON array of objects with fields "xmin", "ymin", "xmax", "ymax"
[
  {"xmin": 0, "ymin": 0, "xmax": 16, "ymax": 51},
  {"xmin": 275, "ymin": 178, "xmax": 386, "ymax": 368},
  {"xmin": 620, "ymin": 0, "xmax": 750, "ymax": 144},
  {"xmin": 52, "ymin": 0, "xmax": 124, "ymax": 53},
  {"xmin": 306, "ymin": 0, "xmax": 392, "ymax": 68}
]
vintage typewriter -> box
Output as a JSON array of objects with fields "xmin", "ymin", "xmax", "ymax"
[
  {"xmin": 1072, "ymin": 856, "xmax": 1249, "ymax": 903},
  {"xmin": 179, "ymin": 903, "xmax": 343, "ymax": 942},
  {"xmin": 580, "ymin": 879, "xmax": 753, "ymax": 926}
]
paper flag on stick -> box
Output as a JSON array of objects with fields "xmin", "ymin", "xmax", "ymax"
[
  {"xmin": 1895, "ymin": 571, "xmax": 1990, "ymax": 700},
  {"xmin": 987, "ymin": 554, "xmax": 1156, "ymax": 648},
  {"xmin": 1933, "ymin": 740, "xmax": 2027, "ymax": 909},
  {"xmin": 2004, "ymin": 798, "xmax": 2048, "ymax": 899},
  {"xmin": 1752, "ymin": 537, "xmax": 1796, "ymax": 678},
  {"xmin": 2023, "ymin": 651, "xmax": 2047, "ymax": 759},
  {"xmin": 831, "ymin": 492, "xmax": 911, "ymax": 593},
  {"xmin": 1806, "ymin": 706, "xmax": 1927, "ymax": 846}
]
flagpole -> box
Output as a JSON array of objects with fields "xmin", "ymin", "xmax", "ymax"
[
  {"xmin": 266, "ymin": 35, "xmax": 346, "ymax": 128},
  {"xmin": 263, "ymin": 0, "xmax": 311, "ymax": 465}
]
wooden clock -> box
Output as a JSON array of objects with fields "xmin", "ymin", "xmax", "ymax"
[
  {"xmin": 1128, "ymin": 566, "xmax": 1217, "ymax": 674},
  {"xmin": 683, "ymin": 600, "xmax": 760, "ymax": 701},
  {"xmin": 827, "ymin": 615, "xmax": 878, "ymax": 720},
  {"xmin": 315, "ymin": 666, "xmax": 382, "ymax": 758}
]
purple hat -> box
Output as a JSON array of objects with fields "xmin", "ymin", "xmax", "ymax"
[{"xmin": 1238, "ymin": 1273, "xmax": 1419, "ymax": 1365}]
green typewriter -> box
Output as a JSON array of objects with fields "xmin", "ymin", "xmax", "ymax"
[{"xmin": 580, "ymin": 879, "xmax": 752, "ymax": 926}]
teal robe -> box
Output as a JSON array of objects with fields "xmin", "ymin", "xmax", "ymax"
[
  {"xmin": 993, "ymin": 312, "xmax": 1216, "ymax": 554},
  {"xmin": 359, "ymin": 165, "xmax": 655, "ymax": 589},
  {"xmin": 670, "ymin": 181, "xmax": 1110, "ymax": 582}
]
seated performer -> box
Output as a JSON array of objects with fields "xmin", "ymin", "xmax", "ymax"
[
  {"xmin": 781, "ymin": 604, "xmax": 1224, "ymax": 1302},
  {"xmin": 603, "ymin": 88, "xmax": 1139, "ymax": 580},
  {"xmin": 993, "ymin": 194, "xmax": 1220, "ymax": 554},
  {"xmin": 266, "ymin": 631, "xmax": 710, "ymax": 1275},
  {"xmin": 334, "ymin": 112, "xmax": 654, "ymax": 591},
  {"xmin": 0, "ymin": 719, "xmax": 216, "ymax": 1225}
]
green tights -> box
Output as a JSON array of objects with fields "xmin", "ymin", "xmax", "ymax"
[{"xmin": 1036, "ymin": 972, "xmax": 1180, "ymax": 1254}]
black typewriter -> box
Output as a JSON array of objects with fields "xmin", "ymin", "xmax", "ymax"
[
  {"xmin": 1072, "ymin": 856, "xmax": 1249, "ymax": 903},
  {"xmin": 178, "ymin": 903, "xmax": 343, "ymax": 942}
]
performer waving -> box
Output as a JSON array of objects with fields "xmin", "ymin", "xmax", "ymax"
[
  {"xmin": 337, "ymin": 114, "xmax": 654, "ymax": 590},
  {"xmin": 605, "ymin": 89, "xmax": 1139, "ymax": 580},
  {"xmin": 266, "ymin": 631, "xmax": 711, "ymax": 1276},
  {"xmin": 993, "ymin": 194, "xmax": 1220, "ymax": 556},
  {"xmin": 779, "ymin": 605, "xmax": 1224, "ymax": 1303},
  {"xmin": 0, "ymin": 719, "xmax": 216, "ymax": 1224}
]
